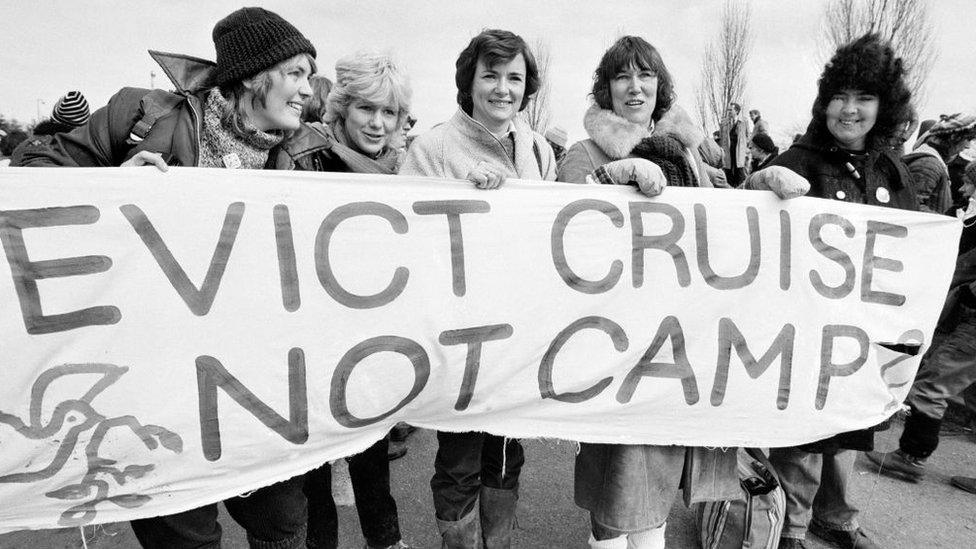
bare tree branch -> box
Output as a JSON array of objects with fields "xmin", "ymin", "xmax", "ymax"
[
  {"xmin": 520, "ymin": 39, "xmax": 553, "ymax": 133},
  {"xmin": 695, "ymin": 0, "xmax": 754, "ymax": 133}
]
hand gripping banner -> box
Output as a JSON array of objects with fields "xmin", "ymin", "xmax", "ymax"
[{"xmin": 0, "ymin": 167, "xmax": 960, "ymax": 530}]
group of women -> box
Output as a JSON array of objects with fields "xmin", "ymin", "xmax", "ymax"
[{"xmin": 18, "ymin": 6, "xmax": 922, "ymax": 549}]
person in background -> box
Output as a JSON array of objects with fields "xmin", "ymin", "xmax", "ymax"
[
  {"xmin": 901, "ymin": 113, "xmax": 976, "ymax": 214},
  {"xmin": 400, "ymin": 28, "xmax": 556, "ymax": 549},
  {"xmin": 275, "ymin": 52, "xmax": 411, "ymax": 549},
  {"xmin": 748, "ymin": 132, "xmax": 779, "ymax": 173},
  {"xmin": 0, "ymin": 130, "xmax": 27, "ymax": 166},
  {"xmin": 750, "ymin": 108, "xmax": 769, "ymax": 135},
  {"xmin": 301, "ymin": 75, "xmax": 334, "ymax": 123},
  {"xmin": 15, "ymin": 8, "xmax": 317, "ymax": 549},
  {"xmin": 544, "ymin": 125, "xmax": 568, "ymax": 163},
  {"xmin": 865, "ymin": 158, "xmax": 976, "ymax": 490},
  {"xmin": 745, "ymin": 33, "xmax": 917, "ymax": 549},
  {"xmin": 558, "ymin": 35, "xmax": 740, "ymax": 549},
  {"xmin": 38, "ymin": 91, "xmax": 92, "ymax": 135},
  {"xmin": 720, "ymin": 102, "xmax": 749, "ymax": 186}
]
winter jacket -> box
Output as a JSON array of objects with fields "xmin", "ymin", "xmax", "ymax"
[
  {"xmin": 560, "ymin": 102, "xmax": 740, "ymax": 531},
  {"xmin": 558, "ymin": 103, "xmax": 716, "ymax": 188},
  {"xmin": 903, "ymin": 143, "xmax": 953, "ymax": 214},
  {"xmin": 398, "ymin": 108, "xmax": 557, "ymax": 181},
  {"xmin": 16, "ymin": 51, "xmax": 215, "ymax": 168},
  {"xmin": 756, "ymin": 123, "xmax": 919, "ymax": 452}
]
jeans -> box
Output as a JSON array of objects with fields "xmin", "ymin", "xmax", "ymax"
[
  {"xmin": 431, "ymin": 431, "xmax": 524, "ymax": 521},
  {"xmin": 907, "ymin": 304, "xmax": 976, "ymax": 421},
  {"xmin": 305, "ymin": 436, "xmax": 401, "ymax": 549},
  {"xmin": 768, "ymin": 448, "xmax": 858, "ymax": 539},
  {"xmin": 130, "ymin": 475, "xmax": 307, "ymax": 549}
]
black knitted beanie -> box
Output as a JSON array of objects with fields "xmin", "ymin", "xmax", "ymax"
[{"xmin": 211, "ymin": 7, "xmax": 316, "ymax": 87}]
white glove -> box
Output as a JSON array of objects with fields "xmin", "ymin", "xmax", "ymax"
[
  {"xmin": 599, "ymin": 158, "xmax": 667, "ymax": 197},
  {"xmin": 746, "ymin": 166, "xmax": 810, "ymax": 199}
]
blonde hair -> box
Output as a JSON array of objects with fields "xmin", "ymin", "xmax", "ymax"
[
  {"xmin": 220, "ymin": 53, "xmax": 317, "ymax": 135},
  {"xmin": 324, "ymin": 52, "xmax": 412, "ymax": 130}
]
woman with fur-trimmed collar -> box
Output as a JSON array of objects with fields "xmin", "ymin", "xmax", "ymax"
[{"xmin": 558, "ymin": 36, "xmax": 740, "ymax": 549}]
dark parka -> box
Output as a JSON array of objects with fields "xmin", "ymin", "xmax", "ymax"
[
  {"xmin": 759, "ymin": 122, "xmax": 919, "ymax": 452},
  {"xmin": 16, "ymin": 51, "xmax": 220, "ymax": 168}
]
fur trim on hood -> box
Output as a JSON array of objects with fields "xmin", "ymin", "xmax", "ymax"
[{"xmin": 583, "ymin": 103, "xmax": 704, "ymax": 160}]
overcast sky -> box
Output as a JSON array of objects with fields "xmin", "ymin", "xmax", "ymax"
[{"xmin": 1, "ymin": 0, "xmax": 973, "ymax": 146}]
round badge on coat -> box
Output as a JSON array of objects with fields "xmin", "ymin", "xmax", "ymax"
[
  {"xmin": 876, "ymin": 187, "xmax": 891, "ymax": 203},
  {"xmin": 835, "ymin": 190, "xmax": 846, "ymax": 200}
]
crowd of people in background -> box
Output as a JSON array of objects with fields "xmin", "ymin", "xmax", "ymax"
[{"xmin": 3, "ymin": 6, "xmax": 976, "ymax": 549}]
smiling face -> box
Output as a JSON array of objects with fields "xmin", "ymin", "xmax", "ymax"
[
  {"xmin": 609, "ymin": 64, "xmax": 658, "ymax": 128},
  {"xmin": 246, "ymin": 54, "xmax": 313, "ymax": 132},
  {"xmin": 469, "ymin": 54, "xmax": 526, "ymax": 133},
  {"xmin": 343, "ymin": 99, "xmax": 399, "ymax": 156},
  {"xmin": 825, "ymin": 89, "xmax": 879, "ymax": 150}
]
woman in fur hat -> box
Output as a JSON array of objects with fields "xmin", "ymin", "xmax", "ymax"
[
  {"xmin": 558, "ymin": 36, "xmax": 742, "ymax": 549},
  {"xmin": 746, "ymin": 33, "xmax": 917, "ymax": 549}
]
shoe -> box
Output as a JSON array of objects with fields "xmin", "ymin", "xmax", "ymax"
[
  {"xmin": 390, "ymin": 422, "xmax": 417, "ymax": 442},
  {"xmin": 777, "ymin": 538, "xmax": 809, "ymax": 549},
  {"xmin": 950, "ymin": 476, "xmax": 976, "ymax": 494},
  {"xmin": 387, "ymin": 443, "xmax": 408, "ymax": 461},
  {"xmin": 864, "ymin": 449, "xmax": 924, "ymax": 482},
  {"xmin": 809, "ymin": 523, "xmax": 880, "ymax": 549}
]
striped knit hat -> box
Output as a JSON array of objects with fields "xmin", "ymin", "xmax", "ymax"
[{"xmin": 51, "ymin": 91, "xmax": 91, "ymax": 127}]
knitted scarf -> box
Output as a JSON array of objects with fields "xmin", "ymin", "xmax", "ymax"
[
  {"xmin": 327, "ymin": 121, "xmax": 399, "ymax": 174},
  {"xmin": 630, "ymin": 135, "xmax": 698, "ymax": 188},
  {"xmin": 198, "ymin": 90, "xmax": 284, "ymax": 169}
]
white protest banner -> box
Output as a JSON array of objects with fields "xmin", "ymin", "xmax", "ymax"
[{"xmin": 0, "ymin": 167, "xmax": 960, "ymax": 531}]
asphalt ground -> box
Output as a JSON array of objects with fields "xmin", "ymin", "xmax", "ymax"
[{"xmin": 2, "ymin": 416, "xmax": 975, "ymax": 548}]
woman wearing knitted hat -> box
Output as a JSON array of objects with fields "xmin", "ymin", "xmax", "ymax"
[
  {"xmin": 275, "ymin": 51, "xmax": 413, "ymax": 549},
  {"xmin": 17, "ymin": 7, "xmax": 316, "ymax": 173},
  {"xmin": 745, "ymin": 34, "xmax": 917, "ymax": 549},
  {"xmin": 16, "ymin": 7, "xmax": 317, "ymax": 549},
  {"xmin": 557, "ymin": 36, "xmax": 741, "ymax": 549}
]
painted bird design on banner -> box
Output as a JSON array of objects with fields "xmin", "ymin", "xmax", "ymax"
[{"xmin": 0, "ymin": 363, "xmax": 183, "ymax": 526}]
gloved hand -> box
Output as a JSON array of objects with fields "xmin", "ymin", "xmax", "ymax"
[
  {"xmin": 594, "ymin": 157, "xmax": 667, "ymax": 197},
  {"xmin": 745, "ymin": 166, "xmax": 810, "ymax": 199}
]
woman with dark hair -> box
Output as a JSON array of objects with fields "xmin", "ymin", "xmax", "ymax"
[
  {"xmin": 746, "ymin": 34, "xmax": 917, "ymax": 549},
  {"xmin": 748, "ymin": 132, "xmax": 779, "ymax": 172},
  {"xmin": 559, "ymin": 36, "xmax": 740, "ymax": 549},
  {"xmin": 399, "ymin": 29, "xmax": 556, "ymax": 549}
]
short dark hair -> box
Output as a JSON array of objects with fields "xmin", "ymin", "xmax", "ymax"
[
  {"xmin": 591, "ymin": 36, "xmax": 674, "ymax": 123},
  {"xmin": 811, "ymin": 33, "xmax": 912, "ymax": 148},
  {"xmin": 455, "ymin": 29, "xmax": 539, "ymax": 114},
  {"xmin": 730, "ymin": 103, "xmax": 741, "ymax": 113}
]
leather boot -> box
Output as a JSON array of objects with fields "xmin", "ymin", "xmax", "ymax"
[
  {"xmin": 479, "ymin": 486, "xmax": 518, "ymax": 549},
  {"xmin": 436, "ymin": 508, "xmax": 482, "ymax": 549}
]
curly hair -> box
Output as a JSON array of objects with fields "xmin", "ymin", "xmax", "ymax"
[
  {"xmin": 455, "ymin": 29, "xmax": 539, "ymax": 114},
  {"xmin": 591, "ymin": 36, "xmax": 675, "ymax": 123},
  {"xmin": 325, "ymin": 52, "xmax": 412, "ymax": 130},
  {"xmin": 811, "ymin": 33, "xmax": 912, "ymax": 148}
]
